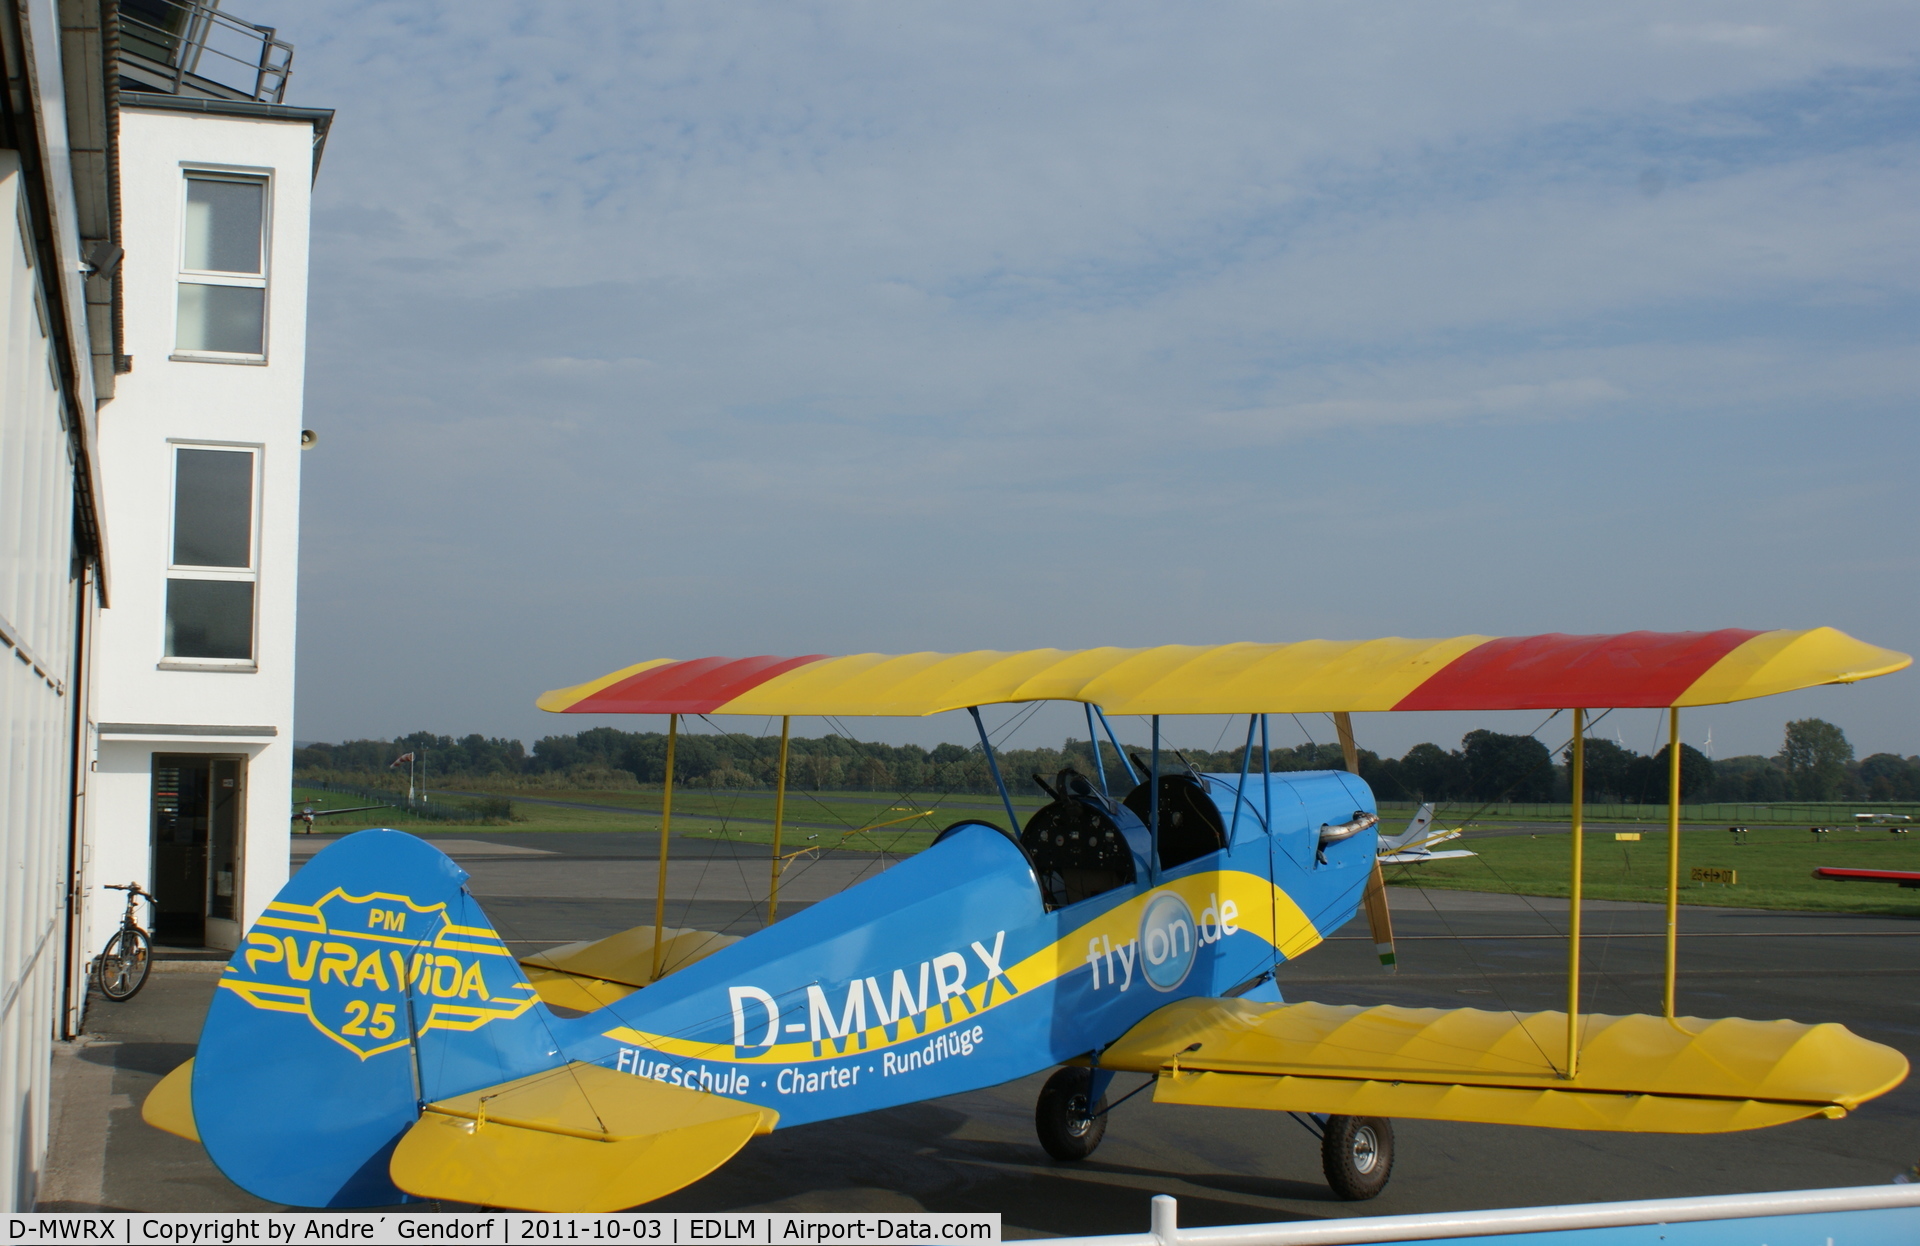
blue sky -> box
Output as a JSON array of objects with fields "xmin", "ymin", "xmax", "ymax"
[{"xmin": 270, "ymin": 2, "xmax": 1918, "ymax": 761}]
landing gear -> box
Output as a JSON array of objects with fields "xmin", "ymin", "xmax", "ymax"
[
  {"xmin": 1320, "ymin": 1115, "xmax": 1394, "ymax": 1200},
  {"xmin": 1035, "ymin": 1067, "xmax": 1108, "ymax": 1160}
]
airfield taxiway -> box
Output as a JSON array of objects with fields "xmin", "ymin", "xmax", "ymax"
[{"xmin": 38, "ymin": 830, "xmax": 1920, "ymax": 1229}]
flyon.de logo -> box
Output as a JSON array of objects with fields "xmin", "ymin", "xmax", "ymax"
[
  {"xmin": 1085, "ymin": 888, "xmax": 1240, "ymax": 992},
  {"xmin": 1138, "ymin": 891, "xmax": 1197, "ymax": 991}
]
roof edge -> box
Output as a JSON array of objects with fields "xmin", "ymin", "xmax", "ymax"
[{"xmin": 120, "ymin": 92, "xmax": 334, "ymax": 178}]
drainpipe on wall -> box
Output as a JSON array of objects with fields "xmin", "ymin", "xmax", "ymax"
[{"xmin": 61, "ymin": 561, "xmax": 98, "ymax": 1038}]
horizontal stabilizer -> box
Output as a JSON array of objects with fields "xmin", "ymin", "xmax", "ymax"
[
  {"xmin": 142, "ymin": 1059, "xmax": 199, "ymax": 1142},
  {"xmin": 391, "ymin": 1062, "xmax": 776, "ymax": 1211},
  {"xmin": 519, "ymin": 969, "xmax": 641, "ymax": 1014},
  {"xmin": 1100, "ymin": 999, "xmax": 1907, "ymax": 1134},
  {"xmin": 520, "ymin": 924, "xmax": 738, "ymax": 989}
]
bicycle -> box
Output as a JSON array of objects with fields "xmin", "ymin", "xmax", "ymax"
[{"xmin": 96, "ymin": 882, "xmax": 155, "ymax": 1001}]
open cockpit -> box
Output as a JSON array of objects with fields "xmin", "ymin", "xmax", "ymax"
[
  {"xmin": 1019, "ymin": 768, "xmax": 1140, "ymax": 909},
  {"xmin": 1018, "ymin": 764, "xmax": 1232, "ymax": 911},
  {"xmin": 1121, "ymin": 770, "xmax": 1227, "ymax": 871}
]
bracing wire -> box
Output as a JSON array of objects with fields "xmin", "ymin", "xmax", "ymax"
[
  {"xmin": 592, "ymin": 699, "xmax": 1164, "ymax": 1055},
  {"xmin": 1375, "ymin": 857, "xmax": 1564, "ymax": 1075},
  {"xmin": 408, "ymin": 893, "xmax": 615, "ymax": 1138},
  {"xmin": 648, "ymin": 713, "xmax": 995, "ymax": 944},
  {"xmin": 1388, "ymin": 703, "xmax": 1677, "ymax": 1059},
  {"xmin": 577, "ymin": 710, "xmax": 1044, "ymax": 1053}
]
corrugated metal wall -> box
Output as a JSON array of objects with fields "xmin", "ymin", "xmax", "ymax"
[{"xmin": 0, "ymin": 151, "xmax": 83, "ymax": 1213}]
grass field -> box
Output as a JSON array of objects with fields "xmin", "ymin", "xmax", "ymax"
[
  {"xmin": 1393, "ymin": 824, "xmax": 1920, "ymax": 916},
  {"xmin": 291, "ymin": 783, "xmax": 1920, "ymax": 915},
  {"xmin": 294, "ymin": 787, "xmax": 648, "ymax": 835},
  {"xmin": 292, "ymin": 786, "xmax": 435, "ymax": 825},
  {"xmin": 289, "ymin": 783, "xmax": 1040, "ymax": 851},
  {"xmin": 1378, "ymin": 800, "xmax": 1920, "ymax": 825},
  {"xmin": 471, "ymin": 785, "xmax": 1051, "ymax": 852}
]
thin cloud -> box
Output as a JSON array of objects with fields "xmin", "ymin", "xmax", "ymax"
[{"xmin": 258, "ymin": 1, "xmax": 1920, "ymax": 759}]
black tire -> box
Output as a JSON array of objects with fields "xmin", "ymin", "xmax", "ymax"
[
  {"xmin": 1321, "ymin": 1115, "xmax": 1393, "ymax": 1200},
  {"xmin": 97, "ymin": 928, "xmax": 152, "ymax": 1001},
  {"xmin": 1035, "ymin": 1067, "xmax": 1107, "ymax": 1161}
]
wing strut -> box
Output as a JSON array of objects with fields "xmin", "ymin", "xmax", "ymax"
[
  {"xmin": 1227, "ymin": 714, "xmax": 1257, "ymax": 841},
  {"xmin": 1335, "ymin": 712, "xmax": 1396, "ymax": 971},
  {"xmin": 1093, "ymin": 705, "xmax": 1139, "ymax": 783},
  {"xmin": 769, "ymin": 715, "xmax": 791, "ymax": 923},
  {"xmin": 968, "ymin": 707, "xmax": 1022, "ymax": 839},
  {"xmin": 1084, "ymin": 704, "xmax": 1109, "ymax": 797},
  {"xmin": 1568, "ymin": 709, "xmax": 1586, "ymax": 1078},
  {"xmin": 1149, "ymin": 716, "xmax": 1162, "ymax": 882},
  {"xmin": 1362, "ymin": 864, "xmax": 1396, "ymax": 970},
  {"xmin": 1333, "ymin": 711, "xmax": 1359, "ymax": 773},
  {"xmin": 652, "ymin": 714, "xmax": 677, "ymax": 983},
  {"xmin": 1664, "ymin": 706, "xmax": 1683, "ymax": 1020},
  {"xmin": 1261, "ymin": 714, "xmax": 1275, "ymax": 959}
]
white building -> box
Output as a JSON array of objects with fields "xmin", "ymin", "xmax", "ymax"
[
  {"xmin": 3, "ymin": 0, "xmax": 118, "ymax": 1211},
  {"xmin": 0, "ymin": 0, "xmax": 326, "ymax": 1208},
  {"xmin": 85, "ymin": 44, "xmax": 329, "ymax": 959}
]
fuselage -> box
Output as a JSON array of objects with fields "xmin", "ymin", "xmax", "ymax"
[
  {"xmin": 193, "ymin": 770, "xmax": 1381, "ymax": 1208},
  {"xmin": 550, "ymin": 769, "xmax": 1379, "ymax": 1128}
]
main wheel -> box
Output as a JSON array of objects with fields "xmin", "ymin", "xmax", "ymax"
[
  {"xmin": 96, "ymin": 928, "xmax": 152, "ymax": 1001},
  {"xmin": 1035, "ymin": 1067, "xmax": 1107, "ymax": 1161},
  {"xmin": 1321, "ymin": 1115, "xmax": 1393, "ymax": 1200}
]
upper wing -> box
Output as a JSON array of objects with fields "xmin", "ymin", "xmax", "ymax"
[
  {"xmin": 1096, "ymin": 997, "xmax": 1907, "ymax": 1134},
  {"xmin": 536, "ymin": 629, "xmax": 1909, "ymax": 717}
]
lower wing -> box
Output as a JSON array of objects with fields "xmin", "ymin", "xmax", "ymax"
[{"xmin": 1098, "ymin": 997, "xmax": 1907, "ymax": 1133}]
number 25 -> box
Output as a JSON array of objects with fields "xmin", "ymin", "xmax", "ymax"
[{"xmin": 342, "ymin": 1000, "xmax": 398, "ymax": 1039}]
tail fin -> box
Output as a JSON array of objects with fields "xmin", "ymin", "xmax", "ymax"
[
  {"xmin": 1378, "ymin": 802, "xmax": 1435, "ymax": 852},
  {"xmin": 191, "ymin": 829, "xmax": 562, "ymax": 1208}
]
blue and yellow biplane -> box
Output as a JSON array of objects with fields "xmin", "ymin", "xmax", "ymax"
[{"xmin": 143, "ymin": 628, "xmax": 1913, "ymax": 1211}]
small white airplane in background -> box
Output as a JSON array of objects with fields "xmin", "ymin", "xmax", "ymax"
[
  {"xmin": 1378, "ymin": 802, "xmax": 1476, "ymax": 864},
  {"xmin": 1854, "ymin": 813, "xmax": 1913, "ymax": 823}
]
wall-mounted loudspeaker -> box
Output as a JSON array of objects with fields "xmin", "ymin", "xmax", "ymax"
[{"xmin": 300, "ymin": 429, "xmax": 318, "ymax": 449}]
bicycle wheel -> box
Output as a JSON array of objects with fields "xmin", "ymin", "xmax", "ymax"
[{"xmin": 97, "ymin": 927, "xmax": 152, "ymax": 1001}]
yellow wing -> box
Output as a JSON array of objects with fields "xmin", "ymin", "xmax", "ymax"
[
  {"xmin": 1099, "ymin": 998, "xmax": 1908, "ymax": 1133},
  {"xmin": 144, "ymin": 1052, "xmax": 770, "ymax": 1211},
  {"xmin": 537, "ymin": 629, "xmax": 1910, "ymax": 717},
  {"xmin": 517, "ymin": 923, "xmax": 739, "ymax": 1013}
]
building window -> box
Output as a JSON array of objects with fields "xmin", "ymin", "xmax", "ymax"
[
  {"xmin": 165, "ymin": 445, "xmax": 258, "ymax": 662},
  {"xmin": 175, "ymin": 174, "xmax": 266, "ymax": 358}
]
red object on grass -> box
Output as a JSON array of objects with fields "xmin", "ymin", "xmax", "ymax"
[{"xmin": 1813, "ymin": 866, "xmax": 1920, "ymax": 888}]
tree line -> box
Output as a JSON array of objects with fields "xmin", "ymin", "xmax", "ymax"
[{"xmin": 294, "ymin": 717, "xmax": 1920, "ymax": 804}]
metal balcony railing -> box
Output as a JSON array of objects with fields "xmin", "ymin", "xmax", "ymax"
[{"xmin": 118, "ymin": 0, "xmax": 293, "ymax": 104}]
